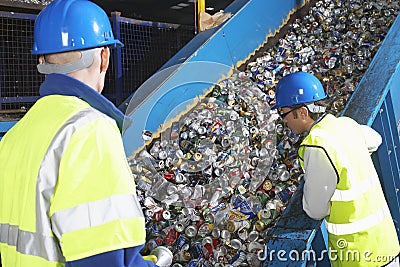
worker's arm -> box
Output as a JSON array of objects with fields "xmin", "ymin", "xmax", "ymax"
[
  {"xmin": 66, "ymin": 245, "xmax": 158, "ymax": 267},
  {"xmin": 302, "ymin": 146, "xmax": 337, "ymax": 220},
  {"xmin": 358, "ymin": 124, "xmax": 382, "ymax": 154}
]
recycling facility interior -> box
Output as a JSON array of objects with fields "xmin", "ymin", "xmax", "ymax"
[{"xmin": 0, "ymin": 0, "xmax": 400, "ymax": 266}]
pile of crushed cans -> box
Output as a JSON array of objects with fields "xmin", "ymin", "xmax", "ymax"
[{"xmin": 128, "ymin": 1, "xmax": 400, "ymax": 266}]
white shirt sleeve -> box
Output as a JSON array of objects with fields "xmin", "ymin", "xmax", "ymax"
[
  {"xmin": 302, "ymin": 146, "xmax": 337, "ymax": 220},
  {"xmin": 358, "ymin": 125, "xmax": 382, "ymax": 153}
]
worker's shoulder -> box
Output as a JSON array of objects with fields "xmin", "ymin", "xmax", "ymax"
[
  {"xmin": 28, "ymin": 95, "xmax": 91, "ymax": 120},
  {"xmin": 335, "ymin": 115, "xmax": 357, "ymax": 124},
  {"xmin": 35, "ymin": 95, "xmax": 117, "ymax": 129}
]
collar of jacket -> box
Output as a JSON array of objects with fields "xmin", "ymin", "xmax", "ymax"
[
  {"xmin": 304, "ymin": 112, "xmax": 328, "ymax": 136},
  {"xmin": 39, "ymin": 73, "xmax": 133, "ymax": 134}
]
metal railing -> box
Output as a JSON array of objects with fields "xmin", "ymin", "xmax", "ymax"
[{"xmin": 0, "ymin": 10, "xmax": 195, "ymax": 112}]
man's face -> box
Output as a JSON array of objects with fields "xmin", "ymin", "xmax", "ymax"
[{"xmin": 279, "ymin": 106, "xmax": 307, "ymax": 134}]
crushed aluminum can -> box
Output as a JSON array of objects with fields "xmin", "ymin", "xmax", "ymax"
[
  {"xmin": 150, "ymin": 246, "xmax": 173, "ymax": 267},
  {"xmin": 145, "ymin": 209, "xmax": 154, "ymax": 218},
  {"xmin": 237, "ymin": 227, "xmax": 249, "ymax": 241},
  {"xmin": 201, "ymin": 236, "xmax": 214, "ymax": 258},
  {"xmin": 188, "ymin": 259, "xmax": 201, "ymax": 267},
  {"xmin": 197, "ymin": 222, "xmax": 212, "ymax": 237},
  {"xmin": 166, "ymin": 184, "xmax": 178, "ymax": 195},
  {"xmin": 162, "ymin": 210, "xmax": 171, "ymax": 220},
  {"xmin": 220, "ymin": 229, "xmax": 231, "ymax": 240},
  {"xmin": 255, "ymin": 218, "xmax": 272, "ymax": 231},
  {"xmin": 153, "ymin": 209, "xmax": 166, "ymax": 222},
  {"xmin": 262, "ymin": 179, "xmax": 273, "ymax": 191},
  {"xmin": 229, "ymin": 238, "xmax": 242, "ymax": 250},
  {"xmin": 248, "ymin": 241, "xmax": 265, "ymax": 253},
  {"xmin": 179, "ymin": 250, "xmax": 192, "ymax": 262},
  {"xmin": 142, "ymin": 130, "xmax": 153, "ymax": 141},
  {"xmin": 189, "ymin": 242, "xmax": 204, "ymax": 259},
  {"xmin": 146, "ymin": 238, "xmax": 162, "ymax": 252},
  {"xmin": 165, "ymin": 227, "xmax": 178, "ymax": 245},
  {"xmin": 256, "ymin": 191, "xmax": 270, "ymax": 207},
  {"xmin": 231, "ymin": 195, "xmax": 256, "ymax": 219},
  {"xmin": 176, "ymin": 235, "xmax": 190, "ymax": 251},
  {"xmin": 211, "ymin": 228, "xmax": 221, "ymax": 238},
  {"xmin": 230, "ymin": 250, "xmax": 247, "ymax": 266},
  {"xmin": 174, "ymin": 172, "xmax": 186, "ymax": 183},
  {"xmin": 163, "ymin": 171, "xmax": 175, "ymax": 181},
  {"xmin": 175, "ymin": 218, "xmax": 190, "ymax": 233},
  {"xmin": 170, "ymin": 122, "xmax": 180, "ymax": 140},
  {"xmin": 247, "ymin": 230, "xmax": 259, "ymax": 242},
  {"xmin": 257, "ymin": 209, "xmax": 271, "ymax": 220},
  {"xmin": 143, "ymin": 196, "xmax": 157, "ymax": 208},
  {"xmin": 226, "ymin": 220, "xmax": 251, "ymax": 233},
  {"xmin": 185, "ymin": 225, "xmax": 198, "ymax": 238}
]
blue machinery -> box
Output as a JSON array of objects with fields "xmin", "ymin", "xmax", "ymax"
[
  {"xmin": 0, "ymin": 121, "xmax": 17, "ymax": 140},
  {"xmin": 1, "ymin": 0, "xmax": 399, "ymax": 266}
]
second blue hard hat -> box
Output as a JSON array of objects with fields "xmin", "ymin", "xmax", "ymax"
[
  {"xmin": 272, "ymin": 72, "xmax": 327, "ymax": 109},
  {"xmin": 32, "ymin": 0, "xmax": 123, "ymax": 55}
]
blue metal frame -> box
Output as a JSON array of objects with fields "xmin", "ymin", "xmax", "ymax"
[
  {"xmin": 1, "ymin": 96, "xmax": 40, "ymax": 104},
  {"xmin": 0, "ymin": 121, "xmax": 17, "ymax": 140},
  {"xmin": 111, "ymin": 12, "xmax": 124, "ymax": 106},
  {"xmin": 263, "ymin": 181, "xmax": 322, "ymax": 267},
  {"xmin": 371, "ymin": 93, "xmax": 400, "ymax": 236},
  {"xmin": 116, "ymin": 15, "xmax": 191, "ymax": 29},
  {"xmin": 0, "ymin": 10, "xmax": 36, "ymax": 20}
]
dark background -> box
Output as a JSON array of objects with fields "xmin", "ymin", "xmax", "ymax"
[
  {"xmin": 0, "ymin": 0, "xmax": 235, "ymax": 25},
  {"xmin": 94, "ymin": 0, "xmax": 235, "ymax": 25}
]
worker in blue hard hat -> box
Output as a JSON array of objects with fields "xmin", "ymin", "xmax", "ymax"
[
  {"xmin": 273, "ymin": 71, "xmax": 400, "ymax": 267},
  {"xmin": 0, "ymin": 0, "xmax": 172, "ymax": 266}
]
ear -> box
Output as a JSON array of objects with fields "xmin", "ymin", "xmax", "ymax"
[
  {"xmin": 300, "ymin": 106, "xmax": 309, "ymax": 118},
  {"xmin": 99, "ymin": 47, "xmax": 110, "ymax": 73},
  {"xmin": 38, "ymin": 55, "xmax": 45, "ymax": 65}
]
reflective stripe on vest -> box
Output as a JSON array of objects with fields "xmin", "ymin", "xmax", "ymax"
[
  {"xmin": 331, "ymin": 173, "xmax": 380, "ymax": 201},
  {"xmin": 51, "ymin": 193, "xmax": 143, "ymax": 238},
  {"xmin": 0, "ymin": 224, "xmax": 62, "ymax": 262},
  {"xmin": 0, "ymin": 108, "xmax": 101, "ymax": 262},
  {"xmin": 325, "ymin": 204, "xmax": 390, "ymax": 236}
]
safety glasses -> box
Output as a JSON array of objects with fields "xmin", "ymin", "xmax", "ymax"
[{"xmin": 278, "ymin": 105, "xmax": 304, "ymax": 119}]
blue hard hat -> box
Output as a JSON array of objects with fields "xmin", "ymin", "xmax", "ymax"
[
  {"xmin": 272, "ymin": 72, "xmax": 327, "ymax": 109},
  {"xmin": 32, "ymin": 0, "xmax": 123, "ymax": 55}
]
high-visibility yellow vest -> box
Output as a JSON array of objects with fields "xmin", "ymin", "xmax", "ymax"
[
  {"xmin": 0, "ymin": 95, "xmax": 146, "ymax": 267},
  {"xmin": 298, "ymin": 114, "xmax": 399, "ymax": 266}
]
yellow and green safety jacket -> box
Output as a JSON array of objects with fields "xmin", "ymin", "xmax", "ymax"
[
  {"xmin": 298, "ymin": 114, "xmax": 399, "ymax": 266},
  {"xmin": 0, "ymin": 76, "xmax": 145, "ymax": 266}
]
